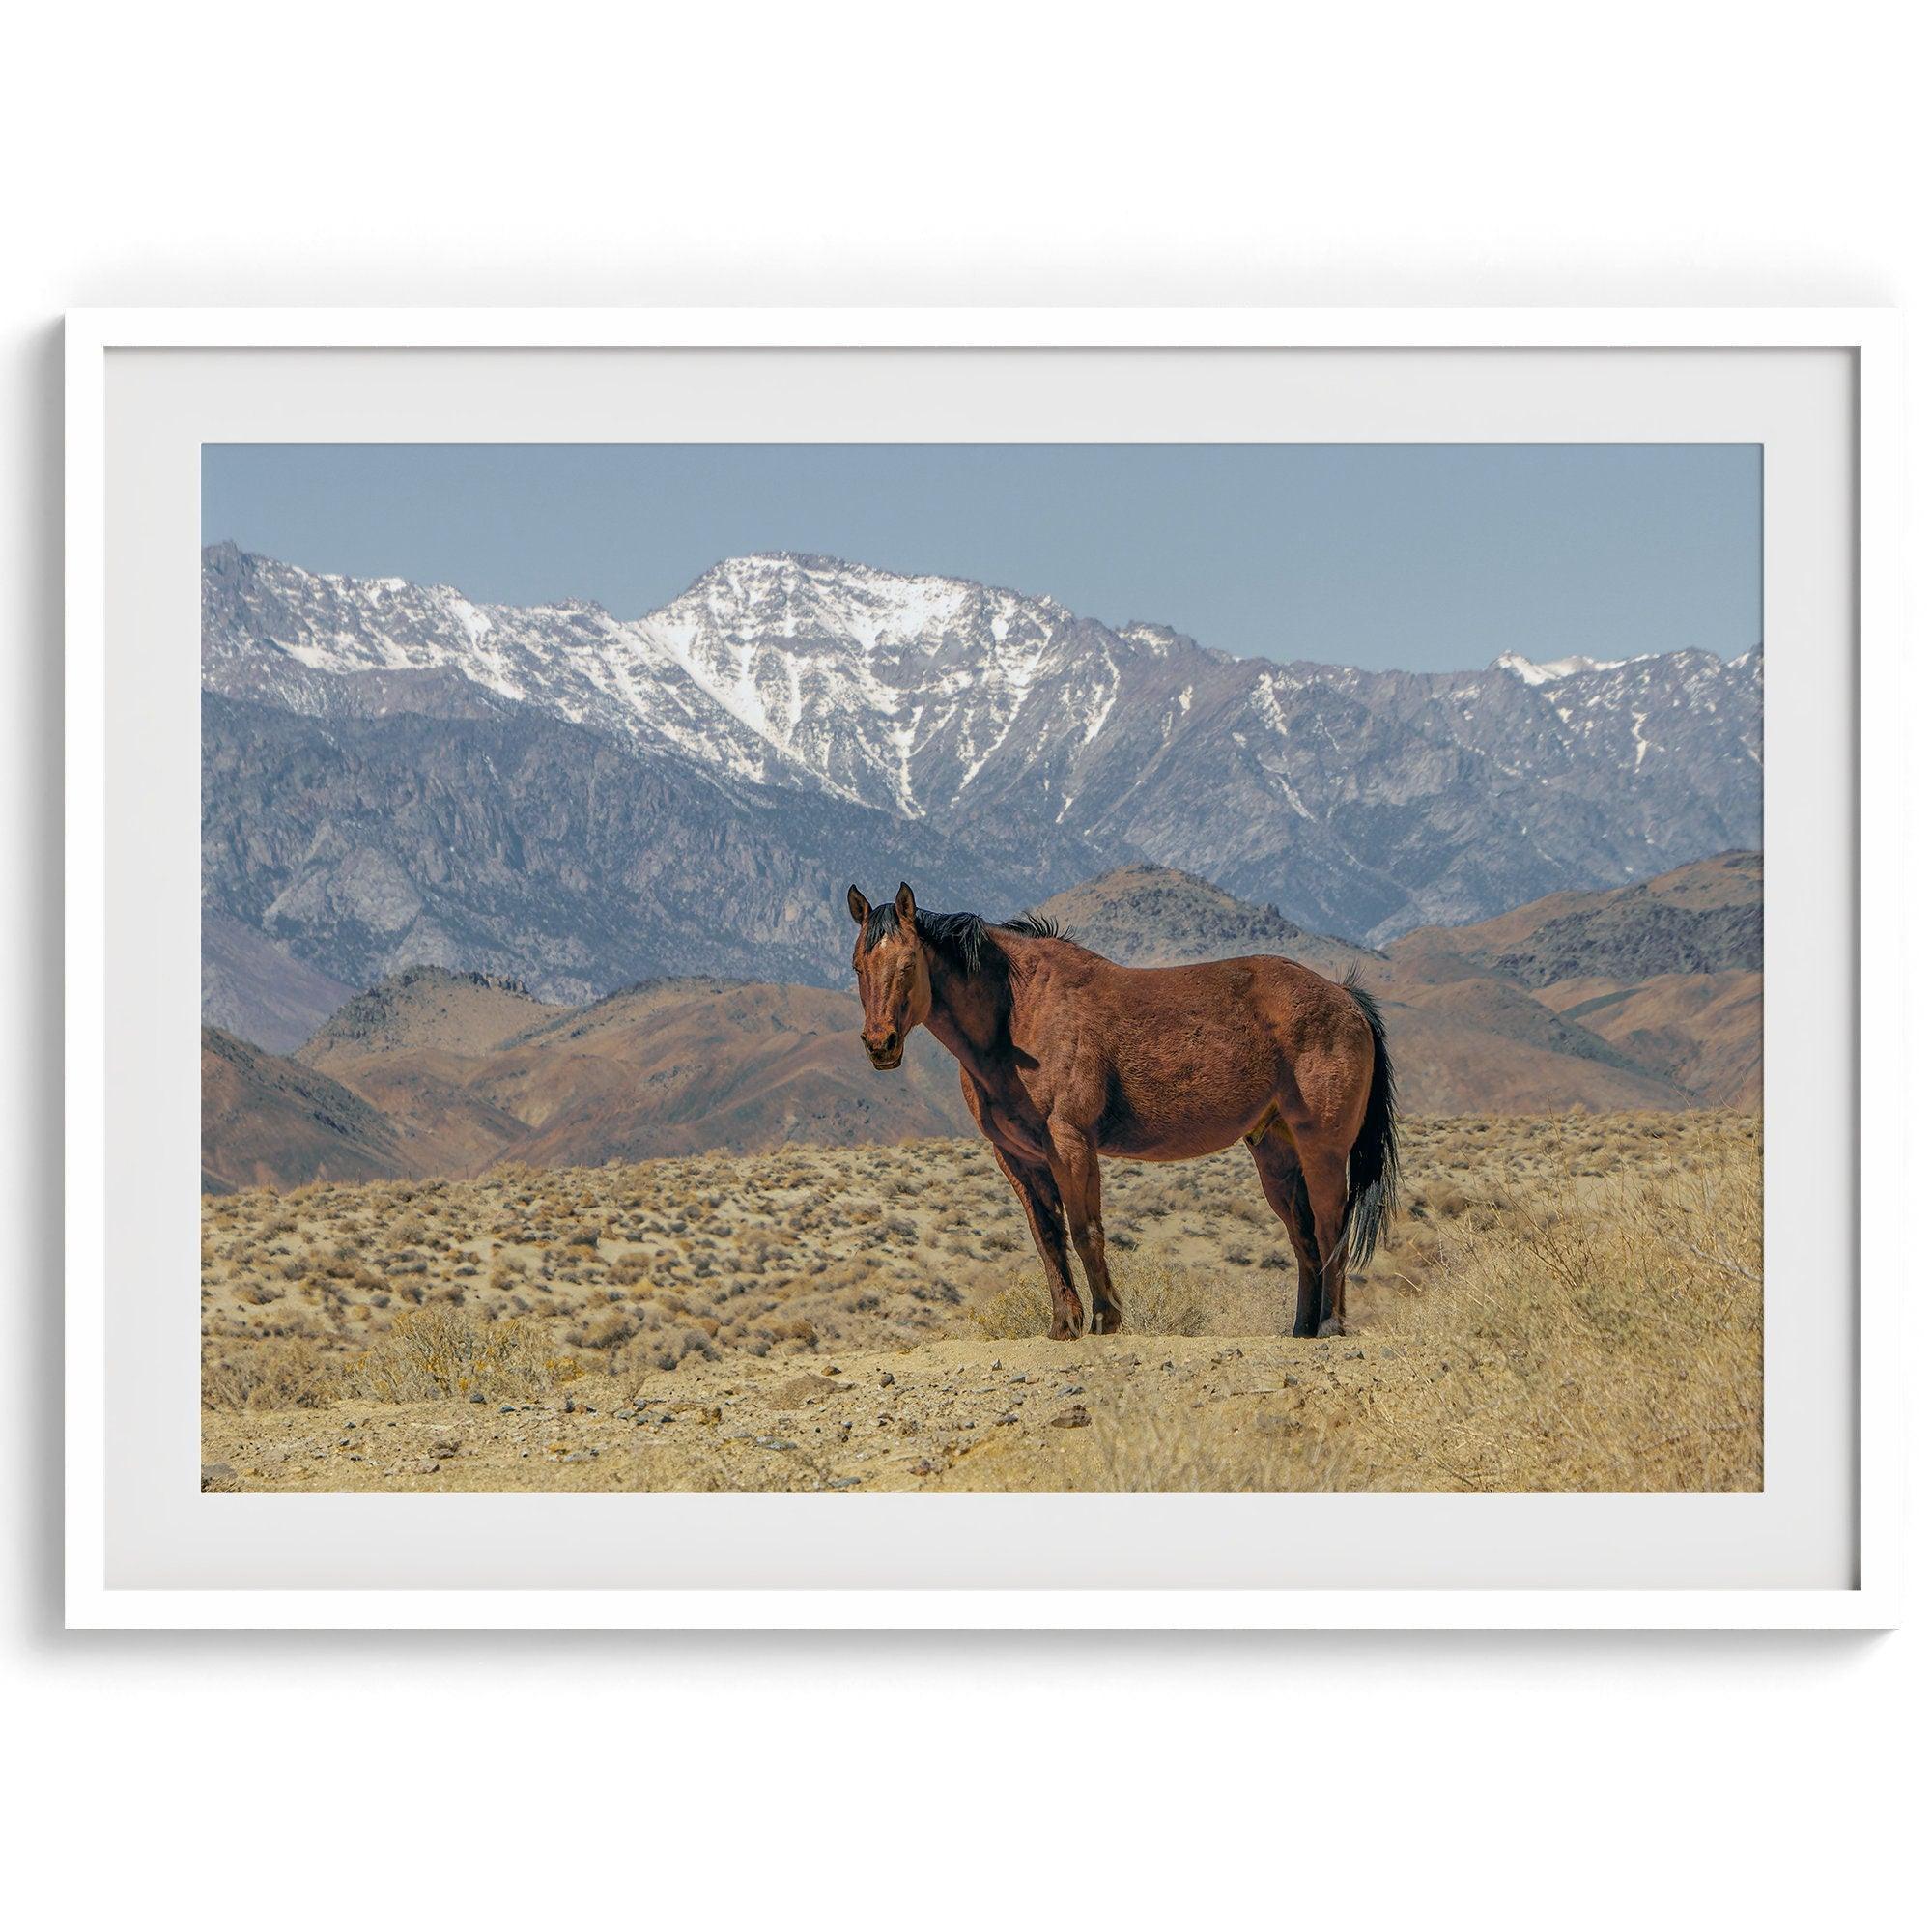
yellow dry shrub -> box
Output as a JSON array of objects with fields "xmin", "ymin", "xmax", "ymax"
[
  {"xmin": 338, "ymin": 1305, "xmax": 583, "ymax": 1404},
  {"xmin": 201, "ymin": 1338, "xmax": 338, "ymax": 1411}
]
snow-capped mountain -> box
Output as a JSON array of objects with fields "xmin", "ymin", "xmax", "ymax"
[
  {"xmin": 203, "ymin": 542, "xmax": 802, "ymax": 787},
  {"xmin": 202, "ymin": 543, "xmax": 1762, "ymax": 1029},
  {"xmin": 205, "ymin": 545, "xmax": 1172, "ymax": 820},
  {"xmin": 1493, "ymin": 650, "xmax": 1635, "ymax": 686}
]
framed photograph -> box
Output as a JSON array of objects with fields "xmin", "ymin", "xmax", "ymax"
[{"xmin": 66, "ymin": 309, "xmax": 1901, "ymax": 1629}]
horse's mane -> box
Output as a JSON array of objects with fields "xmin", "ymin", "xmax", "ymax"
[{"xmin": 862, "ymin": 902, "xmax": 1064, "ymax": 975}]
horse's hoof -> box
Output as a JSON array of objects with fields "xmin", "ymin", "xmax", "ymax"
[
  {"xmin": 1047, "ymin": 1321, "xmax": 1083, "ymax": 1342},
  {"xmin": 1093, "ymin": 1308, "xmax": 1124, "ymax": 1335},
  {"xmin": 1317, "ymin": 1316, "xmax": 1346, "ymax": 1339}
]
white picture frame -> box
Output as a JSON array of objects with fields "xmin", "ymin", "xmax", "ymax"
[{"xmin": 66, "ymin": 308, "xmax": 1903, "ymax": 1630}]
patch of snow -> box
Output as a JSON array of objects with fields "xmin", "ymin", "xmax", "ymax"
[
  {"xmin": 449, "ymin": 598, "xmax": 495, "ymax": 643},
  {"xmin": 1274, "ymin": 775, "xmax": 1315, "ymax": 821},
  {"xmin": 1249, "ymin": 681, "xmax": 1292, "ymax": 736},
  {"xmin": 1494, "ymin": 650, "xmax": 1639, "ymax": 686},
  {"xmin": 1079, "ymin": 659, "xmax": 1121, "ymax": 745}
]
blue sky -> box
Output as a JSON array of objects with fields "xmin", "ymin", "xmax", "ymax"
[{"xmin": 203, "ymin": 442, "xmax": 1761, "ymax": 672}]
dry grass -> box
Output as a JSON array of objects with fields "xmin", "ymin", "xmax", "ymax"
[
  {"xmin": 1063, "ymin": 1123, "xmax": 1762, "ymax": 1492},
  {"xmin": 973, "ymin": 1254, "xmax": 1236, "ymax": 1339},
  {"xmin": 201, "ymin": 1110, "xmax": 1761, "ymax": 1492},
  {"xmin": 1369, "ymin": 1127, "xmax": 1763, "ymax": 1491}
]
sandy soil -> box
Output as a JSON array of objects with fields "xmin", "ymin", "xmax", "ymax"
[
  {"xmin": 202, "ymin": 1111, "xmax": 1763, "ymax": 1492},
  {"xmin": 202, "ymin": 1328, "xmax": 1428, "ymax": 1493}
]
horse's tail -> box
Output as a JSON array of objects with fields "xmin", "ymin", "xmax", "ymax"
[{"xmin": 1341, "ymin": 974, "xmax": 1400, "ymax": 1268}]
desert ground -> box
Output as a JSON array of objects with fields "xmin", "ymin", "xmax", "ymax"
[{"xmin": 201, "ymin": 1108, "xmax": 1761, "ymax": 1493}]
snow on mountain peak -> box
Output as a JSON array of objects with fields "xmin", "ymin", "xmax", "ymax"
[
  {"xmin": 639, "ymin": 554, "xmax": 1092, "ymax": 814},
  {"xmin": 1494, "ymin": 650, "xmax": 1640, "ymax": 687},
  {"xmin": 205, "ymin": 545, "xmax": 1761, "ymax": 909},
  {"xmin": 660, "ymin": 552, "xmax": 1070, "ymax": 658}
]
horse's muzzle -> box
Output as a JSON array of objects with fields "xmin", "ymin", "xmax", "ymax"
[{"xmin": 863, "ymin": 1028, "xmax": 902, "ymax": 1070}]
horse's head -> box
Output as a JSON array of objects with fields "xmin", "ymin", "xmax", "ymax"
[{"xmin": 846, "ymin": 881, "xmax": 930, "ymax": 1070}]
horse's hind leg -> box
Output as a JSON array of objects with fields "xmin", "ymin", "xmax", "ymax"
[
  {"xmin": 1045, "ymin": 1122, "xmax": 1123, "ymax": 1335},
  {"xmin": 1298, "ymin": 1142, "xmax": 1351, "ymax": 1338},
  {"xmin": 991, "ymin": 1148, "xmax": 1087, "ymax": 1340},
  {"xmin": 1246, "ymin": 1126, "xmax": 1323, "ymax": 1337}
]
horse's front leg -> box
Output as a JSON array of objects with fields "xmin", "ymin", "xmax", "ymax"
[
  {"xmin": 990, "ymin": 1149, "xmax": 1087, "ymax": 1340},
  {"xmin": 1046, "ymin": 1122, "xmax": 1122, "ymax": 1336}
]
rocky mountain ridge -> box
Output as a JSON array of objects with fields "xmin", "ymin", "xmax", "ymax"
[
  {"xmin": 202, "ymin": 859, "xmax": 1760, "ymax": 1190},
  {"xmin": 204, "ymin": 543, "xmax": 1761, "ymax": 1035}
]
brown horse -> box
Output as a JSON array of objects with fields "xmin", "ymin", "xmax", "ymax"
[{"xmin": 847, "ymin": 881, "xmax": 1399, "ymax": 1341}]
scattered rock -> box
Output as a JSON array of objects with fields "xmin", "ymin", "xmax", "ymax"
[
  {"xmin": 1049, "ymin": 1406, "xmax": 1092, "ymax": 1429},
  {"xmin": 200, "ymin": 1462, "xmax": 241, "ymax": 1493},
  {"xmin": 878, "ymin": 1371, "xmax": 895, "ymax": 1387},
  {"xmin": 660, "ymin": 1401, "xmax": 722, "ymax": 1425}
]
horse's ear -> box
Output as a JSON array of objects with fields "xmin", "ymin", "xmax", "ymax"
[
  {"xmin": 895, "ymin": 881, "xmax": 917, "ymax": 922},
  {"xmin": 846, "ymin": 885, "xmax": 870, "ymax": 926}
]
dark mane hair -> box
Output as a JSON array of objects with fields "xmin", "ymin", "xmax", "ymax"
[{"xmin": 861, "ymin": 902, "xmax": 1064, "ymax": 974}]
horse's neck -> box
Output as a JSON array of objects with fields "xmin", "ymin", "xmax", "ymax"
[{"xmin": 924, "ymin": 953, "xmax": 1010, "ymax": 1080}]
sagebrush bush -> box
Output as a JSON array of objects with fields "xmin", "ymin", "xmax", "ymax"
[
  {"xmin": 337, "ymin": 1306, "xmax": 582, "ymax": 1403},
  {"xmin": 201, "ymin": 1338, "xmax": 337, "ymax": 1411},
  {"xmin": 568, "ymin": 1306, "xmax": 637, "ymax": 1350}
]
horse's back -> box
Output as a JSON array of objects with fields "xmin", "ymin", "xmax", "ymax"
[
  {"xmin": 1058, "ymin": 946, "xmax": 1358, "ymax": 1033},
  {"xmin": 1013, "ymin": 942, "xmax": 1369, "ymax": 1155}
]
